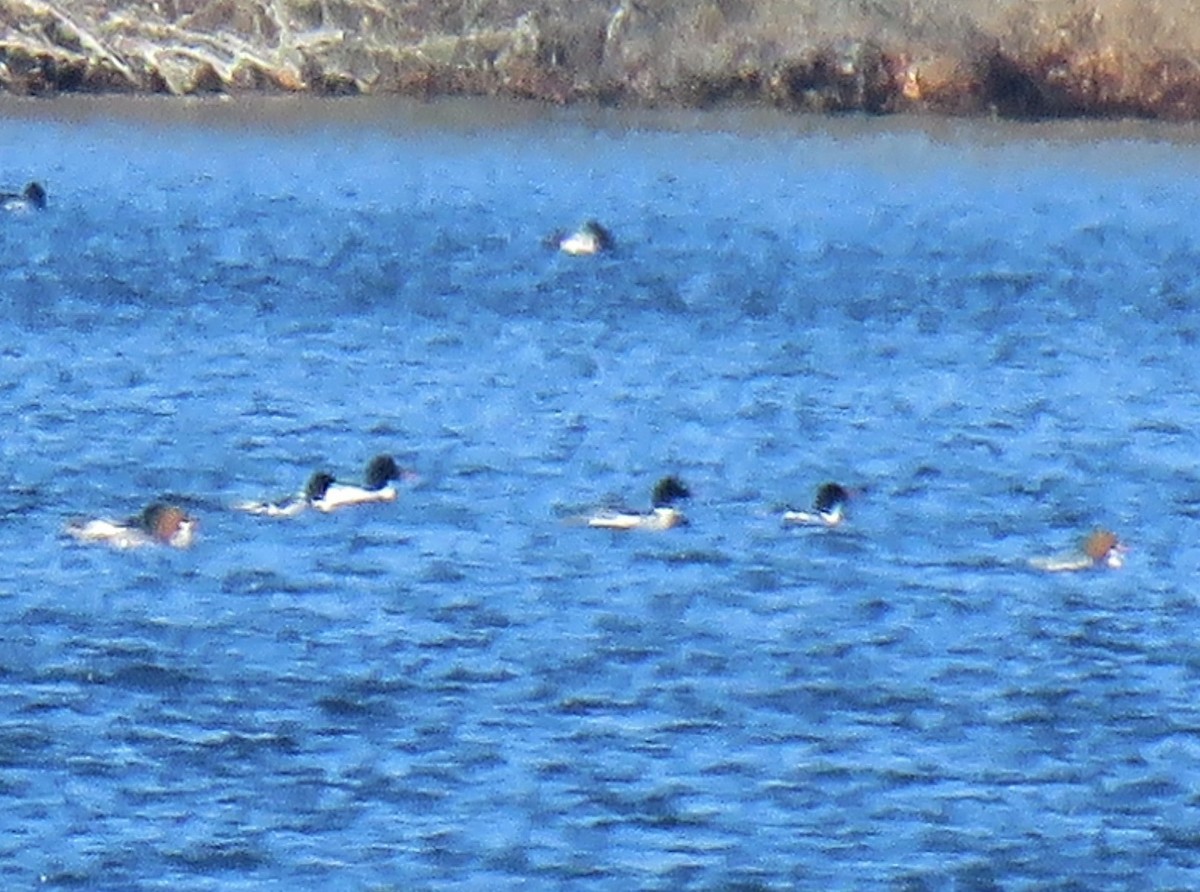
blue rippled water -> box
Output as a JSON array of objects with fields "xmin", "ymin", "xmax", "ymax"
[{"xmin": 2, "ymin": 96, "xmax": 1200, "ymax": 889}]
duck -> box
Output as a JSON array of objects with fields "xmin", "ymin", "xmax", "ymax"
[
  {"xmin": 782, "ymin": 482, "xmax": 851, "ymax": 527},
  {"xmin": 1, "ymin": 182, "xmax": 46, "ymax": 213},
  {"xmin": 234, "ymin": 469, "xmax": 327, "ymax": 518},
  {"xmin": 235, "ymin": 454, "xmax": 414, "ymax": 516},
  {"xmin": 310, "ymin": 454, "xmax": 416, "ymax": 512},
  {"xmin": 65, "ymin": 503, "xmax": 197, "ymax": 550},
  {"xmin": 551, "ymin": 219, "xmax": 614, "ymax": 256},
  {"xmin": 587, "ymin": 475, "xmax": 690, "ymax": 531},
  {"xmin": 1029, "ymin": 529, "xmax": 1126, "ymax": 572}
]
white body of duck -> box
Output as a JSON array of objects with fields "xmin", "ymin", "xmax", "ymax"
[
  {"xmin": 555, "ymin": 220, "xmax": 614, "ymax": 256},
  {"xmin": 783, "ymin": 482, "xmax": 850, "ymax": 527},
  {"xmin": 312, "ymin": 479, "xmax": 397, "ymax": 512},
  {"xmin": 587, "ymin": 505, "xmax": 688, "ymax": 531},
  {"xmin": 1029, "ymin": 529, "xmax": 1125, "ymax": 572},
  {"xmin": 587, "ymin": 476, "xmax": 690, "ymax": 531},
  {"xmin": 66, "ymin": 503, "xmax": 197, "ymax": 550}
]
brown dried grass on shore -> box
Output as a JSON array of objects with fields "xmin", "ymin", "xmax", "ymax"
[{"xmin": 4, "ymin": 0, "xmax": 1200, "ymax": 119}]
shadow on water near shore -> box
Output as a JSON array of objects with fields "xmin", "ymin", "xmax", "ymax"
[{"xmin": 9, "ymin": 92, "xmax": 1200, "ymax": 150}]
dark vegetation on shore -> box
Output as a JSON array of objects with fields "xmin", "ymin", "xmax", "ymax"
[{"xmin": 3, "ymin": 0, "xmax": 1200, "ymax": 120}]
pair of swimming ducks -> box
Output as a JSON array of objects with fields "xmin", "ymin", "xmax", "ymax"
[
  {"xmin": 583, "ymin": 480, "xmax": 848, "ymax": 531},
  {"xmin": 65, "ymin": 470, "xmax": 1125, "ymax": 572},
  {"xmin": 65, "ymin": 455, "xmax": 413, "ymax": 550},
  {"xmin": 585, "ymin": 477, "xmax": 1125, "ymax": 573},
  {"xmin": 8, "ymin": 183, "xmax": 599, "ymax": 254},
  {"xmin": 9, "ymin": 185, "xmax": 606, "ymax": 256},
  {"xmin": 7, "ymin": 183, "xmax": 599, "ymax": 256},
  {"xmin": 4, "ymin": 184, "xmax": 594, "ymax": 250}
]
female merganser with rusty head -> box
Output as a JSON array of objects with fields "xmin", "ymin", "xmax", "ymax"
[
  {"xmin": 1, "ymin": 182, "xmax": 46, "ymax": 213},
  {"xmin": 1029, "ymin": 529, "xmax": 1126, "ymax": 572},
  {"xmin": 587, "ymin": 475, "xmax": 690, "ymax": 531},
  {"xmin": 65, "ymin": 503, "xmax": 197, "ymax": 549},
  {"xmin": 783, "ymin": 482, "xmax": 850, "ymax": 527},
  {"xmin": 236, "ymin": 454, "xmax": 415, "ymax": 517},
  {"xmin": 553, "ymin": 219, "xmax": 614, "ymax": 256}
]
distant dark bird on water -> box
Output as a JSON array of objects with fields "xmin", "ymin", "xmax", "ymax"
[
  {"xmin": 0, "ymin": 182, "xmax": 46, "ymax": 213},
  {"xmin": 586, "ymin": 475, "xmax": 691, "ymax": 531},
  {"xmin": 783, "ymin": 482, "xmax": 852, "ymax": 527},
  {"xmin": 548, "ymin": 219, "xmax": 614, "ymax": 255}
]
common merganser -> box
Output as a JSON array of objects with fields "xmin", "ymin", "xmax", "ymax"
[
  {"xmin": 782, "ymin": 482, "xmax": 850, "ymax": 527},
  {"xmin": 587, "ymin": 476, "xmax": 690, "ymax": 531},
  {"xmin": 552, "ymin": 220, "xmax": 614, "ymax": 256},
  {"xmin": 65, "ymin": 503, "xmax": 197, "ymax": 549},
  {"xmin": 236, "ymin": 454, "xmax": 414, "ymax": 516},
  {"xmin": 311, "ymin": 454, "xmax": 415, "ymax": 511},
  {"xmin": 1, "ymin": 182, "xmax": 46, "ymax": 213},
  {"xmin": 1029, "ymin": 529, "xmax": 1126, "ymax": 572}
]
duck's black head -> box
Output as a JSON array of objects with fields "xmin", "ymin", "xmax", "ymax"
[
  {"xmin": 364, "ymin": 454, "xmax": 401, "ymax": 490},
  {"xmin": 305, "ymin": 471, "xmax": 336, "ymax": 501},
  {"xmin": 582, "ymin": 219, "xmax": 614, "ymax": 250},
  {"xmin": 23, "ymin": 182, "xmax": 46, "ymax": 209},
  {"xmin": 813, "ymin": 482, "xmax": 850, "ymax": 515},
  {"xmin": 652, "ymin": 475, "xmax": 691, "ymax": 508}
]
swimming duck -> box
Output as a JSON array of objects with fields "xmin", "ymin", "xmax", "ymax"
[
  {"xmin": 783, "ymin": 482, "xmax": 850, "ymax": 527},
  {"xmin": 235, "ymin": 469, "xmax": 326, "ymax": 517},
  {"xmin": 1, "ymin": 182, "xmax": 46, "ymax": 213},
  {"xmin": 1029, "ymin": 529, "xmax": 1126, "ymax": 572},
  {"xmin": 587, "ymin": 475, "xmax": 691, "ymax": 531},
  {"xmin": 236, "ymin": 454, "xmax": 414, "ymax": 516},
  {"xmin": 65, "ymin": 503, "xmax": 197, "ymax": 550},
  {"xmin": 311, "ymin": 454, "xmax": 415, "ymax": 512},
  {"xmin": 552, "ymin": 220, "xmax": 614, "ymax": 256}
]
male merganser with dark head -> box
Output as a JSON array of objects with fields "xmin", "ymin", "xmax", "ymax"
[
  {"xmin": 66, "ymin": 503, "xmax": 197, "ymax": 549},
  {"xmin": 1, "ymin": 182, "xmax": 46, "ymax": 213},
  {"xmin": 587, "ymin": 475, "xmax": 690, "ymax": 531},
  {"xmin": 552, "ymin": 220, "xmax": 615, "ymax": 256},
  {"xmin": 236, "ymin": 454, "xmax": 415, "ymax": 517},
  {"xmin": 310, "ymin": 454, "xmax": 414, "ymax": 512},
  {"xmin": 1029, "ymin": 529, "xmax": 1125, "ymax": 572},
  {"xmin": 783, "ymin": 482, "xmax": 851, "ymax": 527}
]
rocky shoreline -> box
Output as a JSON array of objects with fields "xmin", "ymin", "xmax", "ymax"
[{"xmin": 3, "ymin": 0, "xmax": 1200, "ymax": 120}]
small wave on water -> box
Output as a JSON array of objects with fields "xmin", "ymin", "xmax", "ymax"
[{"xmin": 0, "ymin": 98, "xmax": 1198, "ymax": 888}]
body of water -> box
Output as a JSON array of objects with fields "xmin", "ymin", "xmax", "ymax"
[{"xmin": 1, "ymin": 97, "xmax": 1199, "ymax": 889}]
